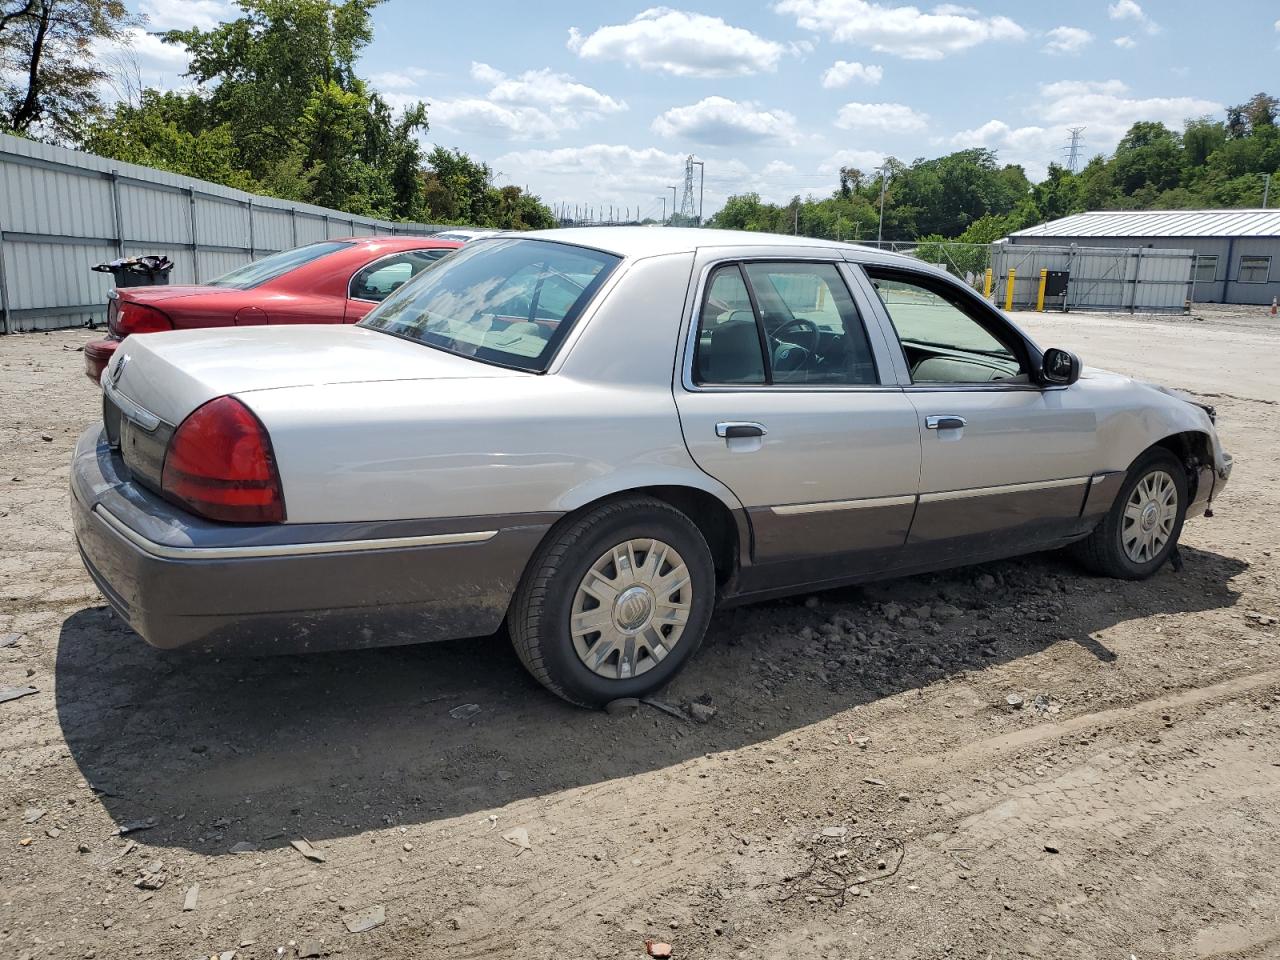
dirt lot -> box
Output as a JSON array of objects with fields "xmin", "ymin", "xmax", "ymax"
[{"xmin": 1, "ymin": 305, "xmax": 1278, "ymax": 960}]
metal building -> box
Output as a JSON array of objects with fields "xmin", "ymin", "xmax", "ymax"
[
  {"xmin": 0, "ymin": 133, "xmax": 446, "ymax": 333},
  {"xmin": 1007, "ymin": 209, "xmax": 1280, "ymax": 306}
]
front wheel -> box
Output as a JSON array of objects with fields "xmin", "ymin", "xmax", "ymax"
[
  {"xmin": 1073, "ymin": 447, "xmax": 1188, "ymax": 579},
  {"xmin": 508, "ymin": 497, "xmax": 716, "ymax": 707}
]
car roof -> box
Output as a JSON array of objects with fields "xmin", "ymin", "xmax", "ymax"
[
  {"xmin": 516, "ymin": 226, "xmax": 922, "ymax": 268},
  {"xmin": 339, "ymin": 236, "xmax": 462, "ymax": 251}
]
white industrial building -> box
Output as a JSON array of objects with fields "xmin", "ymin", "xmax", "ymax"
[{"xmin": 1007, "ymin": 209, "xmax": 1280, "ymax": 306}]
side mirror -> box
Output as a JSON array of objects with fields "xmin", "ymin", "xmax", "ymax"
[{"xmin": 1040, "ymin": 347, "xmax": 1081, "ymax": 386}]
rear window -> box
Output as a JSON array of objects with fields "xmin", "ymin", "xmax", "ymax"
[
  {"xmin": 207, "ymin": 241, "xmax": 351, "ymax": 290},
  {"xmin": 358, "ymin": 238, "xmax": 620, "ymax": 372}
]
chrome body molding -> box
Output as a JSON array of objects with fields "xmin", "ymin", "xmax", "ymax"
[
  {"xmin": 918, "ymin": 476, "xmax": 1089, "ymax": 503},
  {"xmin": 95, "ymin": 504, "xmax": 497, "ymax": 561},
  {"xmin": 771, "ymin": 494, "xmax": 918, "ymax": 516}
]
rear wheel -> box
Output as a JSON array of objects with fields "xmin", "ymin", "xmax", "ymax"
[
  {"xmin": 1073, "ymin": 447, "xmax": 1188, "ymax": 579},
  {"xmin": 508, "ymin": 497, "xmax": 716, "ymax": 708}
]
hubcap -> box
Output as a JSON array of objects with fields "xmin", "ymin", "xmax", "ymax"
[
  {"xmin": 1121, "ymin": 469, "xmax": 1178, "ymax": 564},
  {"xmin": 570, "ymin": 538, "xmax": 692, "ymax": 680}
]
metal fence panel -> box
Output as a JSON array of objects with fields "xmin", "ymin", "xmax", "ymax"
[{"xmin": 0, "ymin": 132, "xmax": 448, "ymax": 333}]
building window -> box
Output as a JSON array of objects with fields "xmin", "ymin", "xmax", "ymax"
[
  {"xmin": 1193, "ymin": 255, "xmax": 1218, "ymax": 283},
  {"xmin": 1238, "ymin": 255, "xmax": 1272, "ymax": 283}
]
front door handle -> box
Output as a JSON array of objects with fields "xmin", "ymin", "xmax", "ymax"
[
  {"xmin": 925, "ymin": 415, "xmax": 966, "ymax": 430},
  {"xmin": 716, "ymin": 421, "xmax": 767, "ymax": 439}
]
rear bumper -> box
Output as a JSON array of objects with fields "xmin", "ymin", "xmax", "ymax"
[
  {"xmin": 70, "ymin": 426, "xmax": 554, "ymax": 654},
  {"xmin": 84, "ymin": 338, "xmax": 119, "ymax": 384}
]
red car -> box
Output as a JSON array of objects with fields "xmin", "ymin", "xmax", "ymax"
[{"xmin": 84, "ymin": 236, "xmax": 463, "ymax": 383}]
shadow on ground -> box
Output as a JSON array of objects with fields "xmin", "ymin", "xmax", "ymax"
[{"xmin": 55, "ymin": 545, "xmax": 1246, "ymax": 855}]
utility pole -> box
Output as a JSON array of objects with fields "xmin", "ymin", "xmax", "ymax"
[
  {"xmin": 668, "ymin": 185, "xmax": 677, "ymax": 225},
  {"xmin": 794, "ymin": 201, "xmax": 799, "ymax": 235},
  {"xmin": 877, "ymin": 166, "xmax": 889, "ymax": 244},
  {"xmin": 1264, "ymin": 172, "xmax": 1272, "ymax": 209}
]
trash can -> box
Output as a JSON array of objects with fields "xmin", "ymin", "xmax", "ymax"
[{"xmin": 91, "ymin": 255, "xmax": 175, "ymax": 288}]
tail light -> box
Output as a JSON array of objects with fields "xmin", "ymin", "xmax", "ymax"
[
  {"xmin": 161, "ymin": 396, "xmax": 285, "ymax": 523},
  {"xmin": 110, "ymin": 301, "xmax": 173, "ymax": 336}
]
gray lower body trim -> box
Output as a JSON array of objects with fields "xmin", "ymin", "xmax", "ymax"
[
  {"xmin": 749, "ymin": 496, "xmax": 915, "ymax": 563},
  {"xmin": 910, "ymin": 476, "xmax": 1089, "ymax": 546},
  {"xmin": 71, "ymin": 426, "xmax": 557, "ymax": 653}
]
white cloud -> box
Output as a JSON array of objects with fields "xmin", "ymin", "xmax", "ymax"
[
  {"xmin": 429, "ymin": 100, "xmax": 563, "ymax": 141},
  {"xmin": 821, "ymin": 60, "xmax": 883, "ymax": 88},
  {"xmin": 951, "ymin": 80, "xmax": 1221, "ymax": 178},
  {"xmin": 568, "ymin": 8, "xmax": 788, "ymax": 78},
  {"xmin": 1113, "ymin": 35, "xmax": 1137, "ymax": 49},
  {"xmin": 1043, "ymin": 26, "xmax": 1093, "ymax": 55},
  {"xmin": 819, "ymin": 148, "xmax": 886, "ymax": 173},
  {"xmin": 469, "ymin": 62, "xmax": 505, "ymax": 86},
  {"xmin": 652, "ymin": 96, "xmax": 797, "ymax": 146},
  {"xmin": 484, "ymin": 67, "xmax": 627, "ymax": 115},
  {"xmin": 494, "ymin": 143, "xmax": 687, "ymax": 216},
  {"xmin": 369, "ymin": 67, "xmax": 431, "ymax": 90},
  {"xmin": 138, "ymin": 0, "xmax": 235, "ymax": 31},
  {"xmin": 835, "ymin": 101, "xmax": 928, "ymax": 133},
  {"xmin": 774, "ymin": 0, "xmax": 1026, "ymax": 60},
  {"xmin": 1107, "ymin": 0, "xmax": 1159, "ymax": 35},
  {"xmin": 429, "ymin": 64, "xmax": 626, "ymax": 141}
]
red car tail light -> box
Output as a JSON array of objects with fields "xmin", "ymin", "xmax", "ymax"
[
  {"xmin": 111, "ymin": 301, "xmax": 173, "ymax": 336},
  {"xmin": 161, "ymin": 396, "xmax": 286, "ymax": 524}
]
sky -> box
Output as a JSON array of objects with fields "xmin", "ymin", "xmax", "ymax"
[{"xmin": 114, "ymin": 0, "xmax": 1280, "ymax": 222}]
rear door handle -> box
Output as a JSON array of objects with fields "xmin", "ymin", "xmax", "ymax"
[
  {"xmin": 925, "ymin": 415, "xmax": 966, "ymax": 430},
  {"xmin": 716, "ymin": 421, "xmax": 767, "ymax": 439}
]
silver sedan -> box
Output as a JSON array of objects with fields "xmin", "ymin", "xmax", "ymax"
[{"xmin": 72, "ymin": 228, "xmax": 1232, "ymax": 707}]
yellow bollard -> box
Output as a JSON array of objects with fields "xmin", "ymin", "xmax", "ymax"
[
  {"xmin": 1036, "ymin": 268, "xmax": 1048, "ymax": 312},
  {"xmin": 983, "ymin": 267, "xmax": 993, "ymax": 299},
  {"xmin": 1004, "ymin": 269, "xmax": 1015, "ymax": 311}
]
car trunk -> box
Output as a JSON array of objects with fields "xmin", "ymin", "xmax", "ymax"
[{"xmin": 103, "ymin": 324, "xmax": 522, "ymax": 492}]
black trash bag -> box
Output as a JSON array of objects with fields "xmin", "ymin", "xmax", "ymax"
[{"xmin": 91, "ymin": 255, "xmax": 175, "ymax": 288}]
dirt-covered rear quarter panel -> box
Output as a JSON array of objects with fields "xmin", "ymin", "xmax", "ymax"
[{"xmin": 235, "ymin": 251, "xmax": 743, "ymax": 525}]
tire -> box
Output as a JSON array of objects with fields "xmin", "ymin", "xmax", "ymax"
[
  {"xmin": 508, "ymin": 496, "xmax": 716, "ymax": 708},
  {"xmin": 1072, "ymin": 447, "xmax": 1188, "ymax": 580}
]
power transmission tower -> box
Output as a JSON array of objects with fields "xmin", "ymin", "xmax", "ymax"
[
  {"xmin": 1063, "ymin": 127, "xmax": 1085, "ymax": 173},
  {"xmin": 678, "ymin": 154, "xmax": 697, "ymax": 225}
]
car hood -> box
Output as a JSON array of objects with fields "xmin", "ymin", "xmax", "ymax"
[{"xmin": 106, "ymin": 325, "xmax": 521, "ymax": 426}]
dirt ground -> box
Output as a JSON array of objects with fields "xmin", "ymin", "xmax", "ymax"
[{"xmin": 1, "ymin": 304, "xmax": 1278, "ymax": 960}]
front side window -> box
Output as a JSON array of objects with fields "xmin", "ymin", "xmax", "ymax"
[
  {"xmin": 358, "ymin": 238, "xmax": 619, "ymax": 372},
  {"xmin": 868, "ymin": 271, "xmax": 1025, "ymax": 384},
  {"xmin": 350, "ymin": 249, "xmax": 451, "ymax": 303},
  {"xmin": 1238, "ymin": 255, "xmax": 1271, "ymax": 283},
  {"xmin": 207, "ymin": 241, "xmax": 351, "ymax": 289},
  {"xmin": 694, "ymin": 261, "xmax": 877, "ymax": 386}
]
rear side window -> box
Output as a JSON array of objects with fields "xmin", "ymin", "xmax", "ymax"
[
  {"xmin": 350, "ymin": 249, "xmax": 450, "ymax": 302},
  {"xmin": 694, "ymin": 265, "xmax": 766, "ymax": 384},
  {"xmin": 207, "ymin": 241, "xmax": 350, "ymax": 290},
  {"xmin": 694, "ymin": 261, "xmax": 878, "ymax": 386}
]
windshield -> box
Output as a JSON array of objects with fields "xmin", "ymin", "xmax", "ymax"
[
  {"xmin": 358, "ymin": 238, "xmax": 620, "ymax": 372},
  {"xmin": 207, "ymin": 240, "xmax": 351, "ymax": 290}
]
